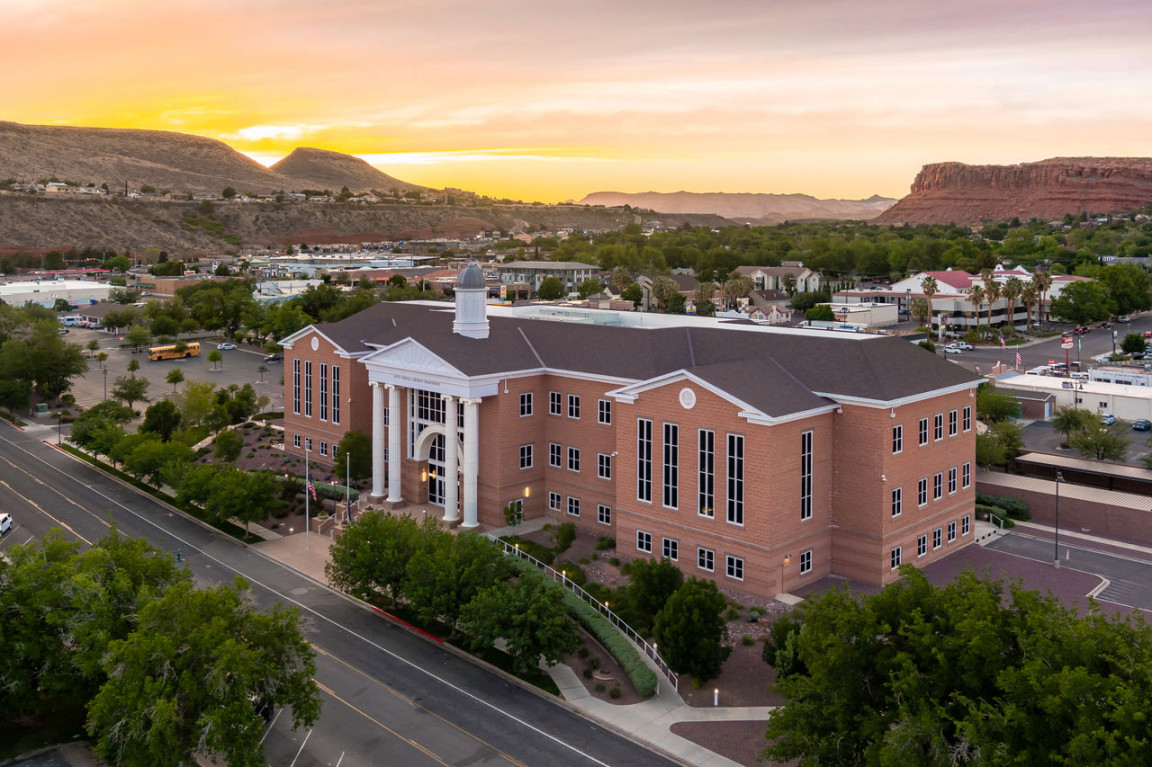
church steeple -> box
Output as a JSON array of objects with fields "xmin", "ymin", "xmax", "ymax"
[{"xmin": 453, "ymin": 263, "xmax": 489, "ymax": 339}]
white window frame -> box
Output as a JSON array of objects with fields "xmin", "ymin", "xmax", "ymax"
[
  {"xmin": 662, "ymin": 537, "xmax": 678, "ymax": 561},
  {"xmin": 934, "ymin": 413, "xmax": 943, "ymax": 441},
  {"xmin": 799, "ymin": 549, "xmax": 812, "ymax": 575},
  {"xmin": 891, "ymin": 546, "xmax": 902, "ymax": 570},
  {"xmin": 963, "ymin": 406, "xmax": 972, "ymax": 432},
  {"xmin": 567, "ymin": 497, "xmax": 580, "ymax": 517},
  {"xmin": 949, "ymin": 409, "xmax": 958, "ymax": 436},
  {"xmin": 800, "ymin": 430, "xmax": 813, "ymax": 521},
  {"xmin": 962, "ymin": 514, "xmax": 971, "ymax": 536},
  {"xmin": 597, "ymin": 504, "xmax": 611, "ymax": 525},
  {"xmin": 963, "ymin": 462, "xmax": 971, "ymax": 488},
  {"xmin": 598, "ymin": 399, "xmax": 612, "ymax": 425},
  {"xmin": 519, "ymin": 444, "xmax": 533, "ymax": 469},
  {"xmin": 549, "ymin": 442, "xmax": 561, "ymax": 468},
  {"xmin": 637, "ymin": 530, "xmax": 652, "ymax": 553},
  {"xmin": 891, "ymin": 487, "xmax": 902, "ymax": 517},
  {"xmin": 934, "ymin": 472, "xmax": 943, "ymax": 500},
  {"xmin": 918, "ymin": 477, "xmax": 928, "ymax": 506},
  {"xmin": 698, "ymin": 429, "xmax": 715, "ymax": 517},
  {"xmin": 892, "ymin": 424, "xmax": 903, "ymax": 454},
  {"xmin": 637, "ymin": 418, "xmax": 653, "ymax": 502},
  {"xmin": 726, "ymin": 433, "xmax": 744, "ymax": 525},
  {"xmin": 567, "ymin": 394, "xmax": 580, "ymax": 419},
  {"xmin": 663, "ymin": 422, "xmax": 679, "ymax": 509},
  {"xmin": 549, "ymin": 391, "xmax": 561, "ymax": 415},
  {"xmin": 933, "ymin": 528, "xmax": 942, "ymax": 549},
  {"xmin": 725, "ymin": 555, "xmax": 744, "ymax": 581},
  {"xmin": 520, "ymin": 392, "xmax": 533, "ymax": 417},
  {"xmin": 948, "ymin": 521, "xmax": 957, "ymax": 542},
  {"xmin": 698, "ymin": 547, "xmax": 714, "ymax": 572},
  {"xmin": 597, "ymin": 453, "xmax": 612, "ymax": 480},
  {"xmin": 549, "ymin": 491, "xmax": 561, "ymax": 511},
  {"xmin": 948, "ymin": 467, "xmax": 957, "ymax": 494},
  {"xmin": 567, "ymin": 447, "xmax": 580, "ymax": 473},
  {"xmin": 917, "ymin": 535, "xmax": 927, "ymax": 557},
  {"xmin": 918, "ymin": 417, "xmax": 928, "ymax": 446}
]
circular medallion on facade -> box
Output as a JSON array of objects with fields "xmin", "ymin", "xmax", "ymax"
[
  {"xmin": 310, "ymin": 336, "xmax": 319, "ymax": 351},
  {"xmin": 679, "ymin": 387, "xmax": 697, "ymax": 409}
]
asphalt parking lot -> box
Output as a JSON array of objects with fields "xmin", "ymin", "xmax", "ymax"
[{"xmin": 60, "ymin": 327, "xmax": 284, "ymax": 414}]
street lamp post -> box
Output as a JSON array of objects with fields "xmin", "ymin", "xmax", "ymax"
[
  {"xmin": 1053, "ymin": 471, "xmax": 1064, "ymax": 568},
  {"xmin": 304, "ymin": 442, "xmax": 311, "ymax": 551},
  {"xmin": 57, "ymin": 411, "xmax": 62, "ymax": 445}
]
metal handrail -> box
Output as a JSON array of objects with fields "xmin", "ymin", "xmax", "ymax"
[{"xmin": 486, "ymin": 535, "xmax": 678, "ymax": 692}]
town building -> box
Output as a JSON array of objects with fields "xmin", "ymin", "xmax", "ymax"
[
  {"xmin": 732, "ymin": 265, "xmax": 824, "ymax": 293},
  {"xmin": 493, "ymin": 261, "xmax": 600, "ymax": 294},
  {"xmin": 280, "ymin": 264, "xmax": 980, "ymax": 598}
]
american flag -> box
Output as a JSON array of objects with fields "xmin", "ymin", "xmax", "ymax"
[
  {"xmin": 1000, "ymin": 336, "xmax": 1007, "ymax": 349},
  {"xmin": 1016, "ymin": 351, "xmax": 1022, "ymax": 368},
  {"xmin": 307, "ymin": 479, "xmax": 317, "ymax": 500}
]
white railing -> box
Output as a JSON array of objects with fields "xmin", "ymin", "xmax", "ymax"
[{"xmin": 486, "ymin": 535, "xmax": 678, "ymax": 692}]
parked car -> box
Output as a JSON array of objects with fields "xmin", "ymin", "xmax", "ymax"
[
  {"xmin": 1119, "ymin": 316, "xmax": 1132, "ymax": 323},
  {"xmin": 943, "ymin": 344, "xmax": 964, "ymax": 354},
  {"xmin": 1101, "ymin": 413, "xmax": 1117, "ymax": 426},
  {"xmin": 263, "ymin": 353, "xmax": 283, "ymax": 363},
  {"xmin": 953, "ymin": 342, "xmax": 974, "ymax": 351},
  {"xmin": 1133, "ymin": 420, "xmax": 1152, "ymax": 431},
  {"xmin": 0, "ymin": 512, "xmax": 11, "ymax": 536},
  {"xmin": 56, "ymin": 327, "xmax": 69, "ymax": 335},
  {"xmin": 217, "ymin": 342, "xmax": 236, "ymax": 350}
]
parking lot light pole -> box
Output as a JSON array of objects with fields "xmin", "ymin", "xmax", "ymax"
[
  {"xmin": 102, "ymin": 368, "xmax": 108, "ymax": 401},
  {"xmin": 1053, "ymin": 471, "xmax": 1064, "ymax": 568}
]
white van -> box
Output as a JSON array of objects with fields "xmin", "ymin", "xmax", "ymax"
[
  {"xmin": 0, "ymin": 512, "xmax": 11, "ymax": 536},
  {"xmin": 60, "ymin": 315, "xmax": 85, "ymax": 326}
]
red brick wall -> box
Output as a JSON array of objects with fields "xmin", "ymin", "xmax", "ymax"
[{"xmin": 283, "ymin": 331, "xmax": 360, "ymax": 468}]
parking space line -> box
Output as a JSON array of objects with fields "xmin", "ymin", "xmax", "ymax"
[
  {"xmin": 288, "ymin": 728, "xmax": 312, "ymax": 767},
  {"xmin": 313, "ymin": 681, "xmax": 452, "ymax": 767},
  {"xmin": 261, "ymin": 707, "xmax": 283, "ymax": 744},
  {"xmin": 335, "ymin": 751, "xmax": 345, "ymax": 767}
]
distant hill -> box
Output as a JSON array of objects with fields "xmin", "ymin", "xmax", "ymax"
[
  {"xmin": 270, "ymin": 147, "xmax": 423, "ymax": 194},
  {"xmin": 579, "ymin": 190, "xmax": 896, "ymax": 224},
  {"xmin": 0, "ymin": 121, "xmax": 422, "ymax": 196},
  {"xmin": 876, "ymin": 158, "xmax": 1152, "ymax": 225}
]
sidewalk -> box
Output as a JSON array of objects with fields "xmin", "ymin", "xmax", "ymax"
[{"xmin": 252, "ymin": 530, "xmax": 770, "ymax": 767}]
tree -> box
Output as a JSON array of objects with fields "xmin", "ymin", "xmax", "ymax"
[
  {"xmin": 805, "ymin": 305, "xmax": 835, "ymax": 322},
  {"xmin": 222, "ymin": 186, "xmax": 236, "ymax": 199},
  {"xmin": 1032, "ymin": 271, "xmax": 1053, "ymax": 324},
  {"xmin": 652, "ymin": 578, "xmax": 729, "ymax": 683},
  {"xmin": 981, "ymin": 271, "xmax": 1001, "ymax": 328},
  {"xmin": 86, "ymin": 577, "xmax": 320, "ymax": 767},
  {"xmin": 1020, "ymin": 282, "xmax": 1038, "ymax": 331},
  {"xmin": 537, "ymin": 277, "xmax": 564, "ymax": 300},
  {"xmin": 1001, "ymin": 276, "xmax": 1024, "ymax": 328},
  {"xmin": 166, "ymin": 368, "xmax": 185, "ymax": 392},
  {"xmin": 976, "ymin": 384, "xmax": 1019, "ymax": 422},
  {"xmin": 69, "ymin": 400, "xmax": 135, "ymax": 449},
  {"xmin": 965, "ymin": 284, "xmax": 986, "ymax": 331},
  {"xmin": 722, "ymin": 275, "xmax": 755, "ymax": 309},
  {"xmin": 257, "ymin": 364, "xmax": 268, "ymax": 383},
  {"xmin": 621, "ymin": 283, "xmax": 642, "ymax": 307},
  {"xmin": 86, "ymin": 338, "xmax": 100, "ymax": 357},
  {"xmin": 612, "ymin": 266, "xmax": 633, "ymax": 294},
  {"xmin": 325, "ymin": 512, "xmax": 435, "ymax": 605},
  {"xmin": 203, "ymin": 469, "xmax": 279, "ymax": 531},
  {"xmin": 976, "ymin": 421, "xmax": 1023, "ymax": 467},
  {"xmin": 1122, "ymin": 333, "xmax": 1147, "ymax": 355},
  {"xmin": 623, "ymin": 557, "xmax": 684, "ymax": 634},
  {"xmin": 214, "ymin": 427, "xmax": 244, "ymax": 463},
  {"xmin": 1099, "ymin": 263, "xmax": 1152, "ymax": 316},
  {"xmin": 140, "ymin": 399, "xmax": 182, "ymax": 441},
  {"xmin": 920, "ymin": 275, "xmax": 939, "ymax": 340},
  {"xmin": 908, "ymin": 296, "xmax": 931, "ymax": 329},
  {"xmin": 111, "ymin": 374, "xmax": 150, "ymax": 410},
  {"xmin": 651, "ymin": 276, "xmax": 679, "ymax": 311},
  {"xmin": 1050, "ymin": 280, "xmax": 1114, "ymax": 326},
  {"xmin": 577, "ymin": 278, "xmax": 602, "ymax": 299},
  {"xmin": 1051, "ymin": 405, "xmax": 1102, "ymax": 442},
  {"xmin": 208, "ymin": 348, "xmax": 223, "ymax": 370},
  {"xmin": 127, "ymin": 358, "xmax": 140, "ymax": 376},
  {"xmin": 1069, "ymin": 427, "xmax": 1130, "ymax": 461},
  {"xmin": 404, "ymin": 531, "xmax": 510, "ymax": 632},
  {"xmin": 123, "ymin": 436, "xmax": 195, "ymax": 486},
  {"xmin": 124, "ymin": 324, "xmax": 152, "ymax": 352},
  {"xmin": 763, "ymin": 567, "xmax": 1152, "ymax": 766},
  {"xmin": 0, "ymin": 324, "xmax": 88, "ymax": 401},
  {"xmin": 333, "ymin": 429, "xmax": 372, "ymax": 482},
  {"xmin": 460, "ymin": 572, "xmax": 579, "ymax": 675}
]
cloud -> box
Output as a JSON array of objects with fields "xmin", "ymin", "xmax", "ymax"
[{"xmin": 224, "ymin": 124, "xmax": 330, "ymax": 142}]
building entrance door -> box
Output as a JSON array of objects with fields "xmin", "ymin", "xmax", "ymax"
[{"xmin": 427, "ymin": 434, "xmax": 445, "ymax": 506}]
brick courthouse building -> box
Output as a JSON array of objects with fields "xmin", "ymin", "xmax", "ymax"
[{"xmin": 281, "ymin": 264, "xmax": 979, "ymax": 598}]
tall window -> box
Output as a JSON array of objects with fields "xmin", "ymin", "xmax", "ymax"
[
  {"xmin": 567, "ymin": 497, "xmax": 580, "ymax": 517},
  {"xmin": 948, "ymin": 467, "xmax": 957, "ymax": 494},
  {"xmin": 934, "ymin": 413, "xmax": 943, "ymax": 441},
  {"xmin": 892, "ymin": 424, "xmax": 903, "ymax": 453},
  {"xmin": 800, "ymin": 549, "xmax": 812, "ymax": 575},
  {"xmin": 567, "ymin": 447, "xmax": 580, "ymax": 472},
  {"xmin": 662, "ymin": 538, "xmax": 678, "ymax": 561},
  {"xmin": 949, "ymin": 409, "xmax": 958, "ymax": 436},
  {"xmin": 637, "ymin": 418, "xmax": 653, "ymax": 502},
  {"xmin": 549, "ymin": 443, "xmax": 561, "ymax": 468},
  {"xmin": 598, "ymin": 453, "xmax": 612, "ymax": 479},
  {"xmin": 598, "ymin": 399, "xmax": 612, "ymax": 425},
  {"xmin": 663, "ymin": 423, "xmax": 679, "ymax": 508},
  {"xmin": 519, "ymin": 444, "xmax": 533, "ymax": 469},
  {"xmin": 331, "ymin": 366, "xmax": 340, "ymax": 424},
  {"xmin": 726, "ymin": 434, "xmax": 744, "ymax": 525},
  {"xmin": 800, "ymin": 430, "xmax": 813, "ymax": 520},
  {"xmin": 292, "ymin": 359, "xmax": 301, "ymax": 415},
  {"xmin": 698, "ymin": 548, "xmax": 714, "ymax": 572},
  {"xmin": 520, "ymin": 392, "xmax": 533, "ymax": 417},
  {"xmin": 948, "ymin": 521, "xmax": 957, "ymax": 542},
  {"xmin": 319, "ymin": 363, "xmax": 328, "ymax": 421},
  {"xmin": 549, "ymin": 491, "xmax": 560, "ymax": 511},
  {"xmin": 963, "ymin": 406, "xmax": 972, "ymax": 432},
  {"xmin": 933, "ymin": 472, "xmax": 943, "ymax": 500},
  {"xmin": 890, "ymin": 547, "xmax": 902, "ymax": 570},
  {"xmin": 567, "ymin": 394, "xmax": 580, "ymax": 419},
  {"xmin": 963, "ymin": 462, "xmax": 971, "ymax": 488},
  {"xmin": 962, "ymin": 514, "xmax": 971, "ymax": 536},
  {"xmin": 918, "ymin": 477, "xmax": 928, "ymax": 506},
  {"xmin": 698, "ymin": 429, "xmax": 715, "ymax": 517},
  {"xmin": 919, "ymin": 417, "xmax": 928, "ymax": 446},
  {"xmin": 933, "ymin": 528, "xmax": 942, "ymax": 549},
  {"xmin": 917, "ymin": 535, "xmax": 927, "ymax": 556},
  {"xmin": 597, "ymin": 504, "xmax": 611, "ymax": 525},
  {"xmin": 304, "ymin": 361, "xmax": 313, "ymax": 417},
  {"xmin": 549, "ymin": 391, "xmax": 561, "ymax": 415},
  {"xmin": 637, "ymin": 530, "xmax": 652, "ymax": 553},
  {"xmin": 891, "ymin": 487, "xmax": 902, "ymax": 517}
]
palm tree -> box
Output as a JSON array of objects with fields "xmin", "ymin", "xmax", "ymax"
[
  {"xmin": 980, "ymin": 269, "xmax": 1001, "ymax": 329},
  {"xmin": 920, "ymin": 275, "xmax": 940, "ymax": 341},
  {"xmin": 1021, "ymin": 283, "xmax": 1038, "ymax": 332},
  {"xmin": 909, "ymin": 296, "xmax": 931, "ymax": 329},
  {"xmin": 1001, "ymin": 276, "xmax": 1024, "ymax": 330},
  {"xmin": 1033, "ymin": 272, "xmax": 1053, "ymax": 326},
  {"xmin": 966, "ymin": 284, "xmax": 986, "ymax": 335}
]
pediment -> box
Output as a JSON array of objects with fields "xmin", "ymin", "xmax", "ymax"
[{"xmin": 362, "ymin": 340, "xmax": 465, "ymax": 379}]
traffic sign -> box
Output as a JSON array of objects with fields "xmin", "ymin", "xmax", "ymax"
[{"xmin": 1061, "ymin": 339, "xmax": 1073, "ymax": 349}]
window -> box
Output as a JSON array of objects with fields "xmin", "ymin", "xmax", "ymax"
[
  {"xmin": 549, "ymin": 443, "xmax": 561, "ymax": 468},
  {"xmin": 598, "ymin": 453, "xmax": 612, "ymax": 479},
  {"xmin": 304, "ymin": 436, "xmax": 312, "ymax": 452},
  {"xmin": 919, "ymin": 417, "xmax": 928, "ymax": 446},
  {"xmin": 663, "ymin": 423, "xmax": 679, "ymax": 508},
  {"xmin": 726, "ymin": 555, "xmax": 744, "ymax": 580},
  {"xmin": 948, "ymin": 467, "xmax": 957, "ymax": 494},
  {"xmin": 292, "ymin": 360, "xmax": 301, "ymax": 414},
  {"xmin": 567, "ymin": 497, "xmax": 580, "ymax": 517},
  {"xmin": 319, "ymin": 363, "xmax": 328, "ymax": 421},
  {"xmin": 597, "ymin": 504, "xmax": 611, "ymax": 525},
  {"xmin": 519, "ymin": 444, "xmax": 533, "ymax": 469},
  {"xmin": 963, "ymin": 462, "xmax": 971, "ymax": 489},
  {"xmin": 549, "ymin": 491, "xmax": 561, "ymax": 511},
  {"xmin": 934, "ymin": 413, "xmax": 943, "ymax": 441},
  {"xmin": 917, "ymin": 535, "xmax": 927, "ymax": 557},
  {"xmin": 698, "ymin": 548, "xmax": 714, "ymax": 572},
  {"xmin": 319, "ymin": 441, "xmax": 328, "ymax": 457},
  {"xmin": 727, "ymin": 434, "xmax": 744, "ymax": 525},
  {"xmin": 949, "ymin": 409, "xmax": 958, "ymax": 436},
  {"xmin": 567, "ymin": 447, "xmax": 580, "ymax": 472},
  {"xmin": 598, "ymin": 399, "xmax": 612, "ymax": 425},
  {"xmin": 332, "ymin": 445, "xmax": 339, "ymax": 460},
  {"xmin": 662, "ymin": 538, "xmax": 679, "ymax": 561},
  {"xmin": 800, "ymin": 549, "xmax": 812, "ymax": 575},
  {"xmin": 698, "ymin": 429, "xmax": 715, "ymax": 517},
  {"xmin": 918, "ymin": 478, "xmax": 928, "ymax": 506},
  {"xmin": 948, "ymin": 521, "xmax": 957, "ymax": 542},
  {"xmin": 800, "ymin": 430, "xmax": 813, "ymax": 520},
  {"xmin": 549, "ymin": 391, "xmax": 561, "ymax": 415},
  {"xmin": 892, "ymin": 424, "xmax": 903, "ymax": 453},
  {"xmin": 933, "ymin": 472, "xmax": 943, "ymax": 500},
  {"xmin": 933, "ymin": 528, "xmax": 942, "ymax": 549},
  {"xmin": 963, "ymin": 406, "xmax": 972, "ymax": 432},
  {"xmin": 962, "ymin": 514, "xmax": 971, "ymax": 536},
  {"xmin": 331, "ymin": 366, "xmax": 340, "ymax": 424},
  {"xmin": 293, "ymin": 434, "xmax": 301, "ymax": 448},
  {"xmin": 304, "ymin": 361, "xmax": 313, "ymax": 417},
  {"xmin": 520, "ymin": 392, "xmax": 533, "ymax": 417},
  {"xmin": 637, "ymin": 530, "xmax": 652, "ymax": 553},
  {"xmin": 891, "ymin": 487, "xmax": 902, "ymax": 517},
  {"xmin": 637, "ymin": 418, "xmax": 653, "ymax": 502},
  {"xmin": 891, "ymin": 547, "xmax": 902, "ymax": 570},
  {"xmin": 567, "ymin": 394, "xmax": 580, "ymax": 419}
]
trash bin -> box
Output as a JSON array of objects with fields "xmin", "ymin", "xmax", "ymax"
[{"xmin": 35, "ymin": 403, "xmax": 48, "ymax": 414}]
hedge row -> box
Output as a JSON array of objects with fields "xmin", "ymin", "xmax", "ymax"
[
  {"xmin": 975, "ymin": 503, "xmax": 1016, "ymax": 528},
  {"xmin": 976, "ymin": 492, "xmax": 1030, "ymax": 520}
]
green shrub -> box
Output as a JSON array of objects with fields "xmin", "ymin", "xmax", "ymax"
[
  {"xmin": 513, "ymin": 539, "xmax": 555, "ymax": 565},
  {"xmin": 609, "ymin": 686, "xmax": 621, "ymax": 699},
  {"xmin": 555, "ymin": 585, "xmax": 658, "ymax": 696},
  {"xmin": 609, "ymin": 557, "xmax": 621, "ymax": 567},
  {"xmin": 976, "ymin": 492, "xmax": 1030, "ymax": 519},
  {"xmin": 741, "ymin": 635, "xmax": 756, "ymax": 646},
  {"xmin": 595, "ymin": 536, "xmax": 616, "ymax": 551},
  {"xmin": 976, "ymin": 503, "xmax": 1016, "ymax": 528},
  {"xmin": 559, "ymin": 562, "xmax": 587, "ymax": 586},
  {"xmin": 556, "ymin": 522, "xmax": 577, "ymax": 553},
  {"xmin": 595, "ymin": 682, "xmax": 606, "ymax": 692},
  {"xmin": 724, "ymin": 607, "xmax": 741, "ymax": 621}
]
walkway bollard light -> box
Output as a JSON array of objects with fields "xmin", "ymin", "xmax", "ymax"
[{"xmin": 714, "ymin": 688, "xmax": 719, "ymax": 707}]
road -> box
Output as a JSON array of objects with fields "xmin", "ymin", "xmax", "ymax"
[{"xmin": 0, "ymin": 422, "xmax": 676, "ymax": 767}]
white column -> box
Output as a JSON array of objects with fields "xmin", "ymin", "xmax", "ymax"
[
  {"xmin": 386, "ymin": 384, "xmax": 403, "ymax": 503},
  {"xmin": 370, "ymin": 382, "xmax": 385, "ymax": 498},
  {"xmin": 442, "ymin": 394, "xmax": 459, "ymax": 523},
  {"xmin": 461, "ymin": 397, "xmax": 481, "ymax": 528}
]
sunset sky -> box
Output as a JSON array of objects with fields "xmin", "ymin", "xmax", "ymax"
[{"xmin": 3, "ymin": 0, "xmax": 1150, "ymax": 202}]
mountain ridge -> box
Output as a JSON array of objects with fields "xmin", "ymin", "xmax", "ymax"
[{"xmin": 578, "ymin": 190, "xmax": 896, "ymax": 223}]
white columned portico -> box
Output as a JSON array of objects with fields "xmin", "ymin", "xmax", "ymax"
[
  {"xmin": 461, "ymin": 397, "xmax": 481, "ymax": 527},
  {"xmin": 442, "ymin": 394, "xmax": 460, "ymax": 523},
  {"xmin": 386, "ymin": 384, "xmax": 403, "ymax": 504},
  {"xmin": 370, "ymin": 382, "xmax": 386, "ymax": 498}
]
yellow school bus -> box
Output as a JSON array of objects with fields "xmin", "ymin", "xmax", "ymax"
[{"xmin": 147, "ymin": 342, "xmax": 201, "ymax": 361}]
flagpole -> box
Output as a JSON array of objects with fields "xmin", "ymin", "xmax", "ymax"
[
  {"xmin": 345, "ymin": 452, "xmax": 351, "ymax": 524},
  {"xmin": 305, "ymin": 444, "xmax": 310, "ymax": 551}
]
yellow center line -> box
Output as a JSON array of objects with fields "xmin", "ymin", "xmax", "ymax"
[
  {"xmin": 0, "ymin": 480, "xmax": 92, "ymax": 545},
  {"xmin": 312, "ymin": 644, "xmax": 529, "ymax": 767},
  {"xmin": 312, "ymin": 679, "xmax": 451, "ymax": 767}
]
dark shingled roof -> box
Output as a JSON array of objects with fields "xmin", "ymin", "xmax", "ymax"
[{"xmin": 310, "ymin": 302, "xmax": 978, "ymax": 416}]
